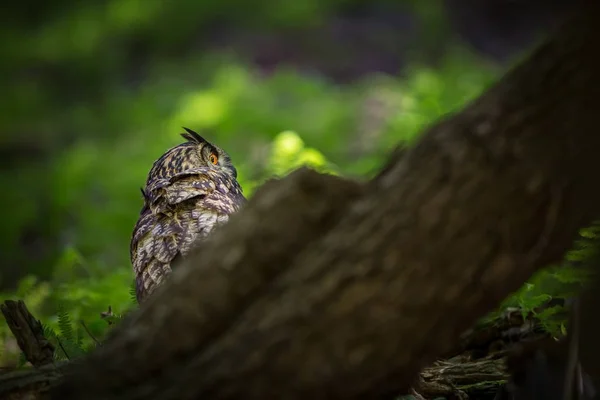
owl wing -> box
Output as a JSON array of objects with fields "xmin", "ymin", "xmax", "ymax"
[
  {"xmin": 147, "ymin": 168, "xmax": 246, "ymax": 214},
  {"xmin": 131, "ymin": 169, "xmax": 245, "ymax": 302},
  {"xmin": 131, "ymin": 169, "xmax": 217, "ymax": 302},
  {"xmin": 192, "ymin": 173, "xmax": 246, "ymax": 218},
  {"xmin": 144, "ymin": 168, "xmax": 215, "ymax": 209},
  {"xmin": 130, "ymin": 209, "xmax": 182, "ymax": 302}
]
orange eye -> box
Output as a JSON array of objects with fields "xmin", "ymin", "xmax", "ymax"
[{"xmin": 209, "ymin": 153, "xmax": 218, "ymax": 165}]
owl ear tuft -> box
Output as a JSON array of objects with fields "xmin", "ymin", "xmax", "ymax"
[{"xmin": 181, "ymin": 127, "xmax": 208, "ymax": 144}]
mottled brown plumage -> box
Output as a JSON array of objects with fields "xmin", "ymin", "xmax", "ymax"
[{"xmin": 130, "ymin": 128, "xmax": 246, "ymax": 302}]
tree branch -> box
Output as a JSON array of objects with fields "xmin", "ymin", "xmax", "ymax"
[
  {"xmin": 0, "ymin": 301, "xmax": 54, "ymax": 368},
  {"xmin": 0, "ymin": 347, "xmax": 508, "ymax": 400},
  {"xmin": 0, "ymin": 296, "xmax": 544, "ymax": 399},
  {"xmin": 0, "ymin": 361, "xmax": 68, "ymax": 400}
]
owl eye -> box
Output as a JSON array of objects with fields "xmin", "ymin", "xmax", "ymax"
[{"xmin": 209, "ymin": 153, "xmax": 218, "ymax": 165}]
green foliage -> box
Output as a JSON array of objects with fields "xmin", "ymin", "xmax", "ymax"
[
  {"xmin": 12, "ymin": 50, "xmax": 493, "ymax": 284},
  {"xmin": 43, "ymin": 321, "xmax": 86, "ymax": 361},
  {"xmin": 57, "ymin": 305, "xmax": 74, "ymax": 343},
  {"xmin": 269, "ymin": 131, "xmax": 338, "ymax": 176},
  {"xmin": 489, "ymin": 224, "xmax": 600, "ymax": 336}
]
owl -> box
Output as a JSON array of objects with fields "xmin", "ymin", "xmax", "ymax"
[{"xmin": 130, "ymin": 128, "xmax": 246, "ymax": 303}]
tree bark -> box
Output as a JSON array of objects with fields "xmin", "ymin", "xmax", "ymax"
[
  {"xmin": 0, "ymin": 301, "xmax": 54, "ymax": 368},
  {"xmin": 0, "ymin": 346, "xmax": 510, "ymax": 400},
  {"xmin": 0, "ymin": 361, "xmax": 67, "ymax": 400},
  {"xmin": 2, "ymin": 297, "xmax": 544, "ymax": 400},
  {"xmin": 46, "ymin": 2, "xmax": 600, "ymax": 399}
]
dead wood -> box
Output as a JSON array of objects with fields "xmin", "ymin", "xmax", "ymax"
[
  {"xmin": 0, "ymin": 361, "xmax": 67, "ymax": 400},
  {"xmin": 0, "ymin": 301, "xmax": 54, "ymax": 368},
  {"xmin": 0, "ymin": 299, "xmax": 552, "ymax": 399},
  {"xmin": 417, "ymin": 356, "xmax": 507, "ymax": 399},
  {"xmin": 0, "ymin": 343, "xmax": 511, "ymax": 400},
  {"xmin": 0, "ymin": 338, "xmax": 509, "ymax": 400}
]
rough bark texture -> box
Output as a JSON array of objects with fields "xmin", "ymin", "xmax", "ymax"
[
  {"xmin": 3, "ymin": 297, "xmax": 545, "ymax": 400},
  {"xmin": 0, "ymin": 348, "xmax": 509, "ymax": 400},
  {"xmin": 0, "ymin": 301, "xmax": 54, "ymax": 368},
  {"xmin": 39, "ymin": 2, "xmax": 600, "ymax": 399},
  {"xmin": 0, "ymin": 361, "xmax": 67, "ymax": 400}
]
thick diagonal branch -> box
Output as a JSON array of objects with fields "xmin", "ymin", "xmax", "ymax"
[{"xmin": 51, "ymin": 3, "xmax": 600, "ymax": 399}]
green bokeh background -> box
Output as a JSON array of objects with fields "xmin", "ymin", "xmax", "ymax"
[{"xmin": 7, "ymin": 0, "xmax": 568, "ymax": 366}]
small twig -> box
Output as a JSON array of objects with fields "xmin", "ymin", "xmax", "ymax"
[
  {"xmin": 100, "ymin": 305, "xmax": 114, "ymax": 325},
  {"xmin": 79, "ymin": 320, "xmax": 101, "ymax": 347},
  {"xmin": 56, "ymin": 337, "xmax": 70, "ymax": 361}
]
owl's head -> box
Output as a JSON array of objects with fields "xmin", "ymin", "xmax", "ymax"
[{"xmin": 148, "ymin": 127, "xmax": 238, "ymax": 182}]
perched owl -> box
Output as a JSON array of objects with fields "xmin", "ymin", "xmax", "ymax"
[{"xmin": 130, "ymin": 128, "xmax": 246, "ymax": 303}]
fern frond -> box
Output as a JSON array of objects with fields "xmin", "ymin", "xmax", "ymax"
[
  {"xmin": 57, "ymin": 304, "xmax": 74, "ymax": 342},
  {"xmin": 534, "ymin": 305, "xmax": 568, "ymax": 337},
  {"xmin": 42, "ymin": 324, "xmax": 58, "ymax": 339},
  {"xmin": 566, "ymin": 221, "xmax": 600, "ymax": 267}
]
